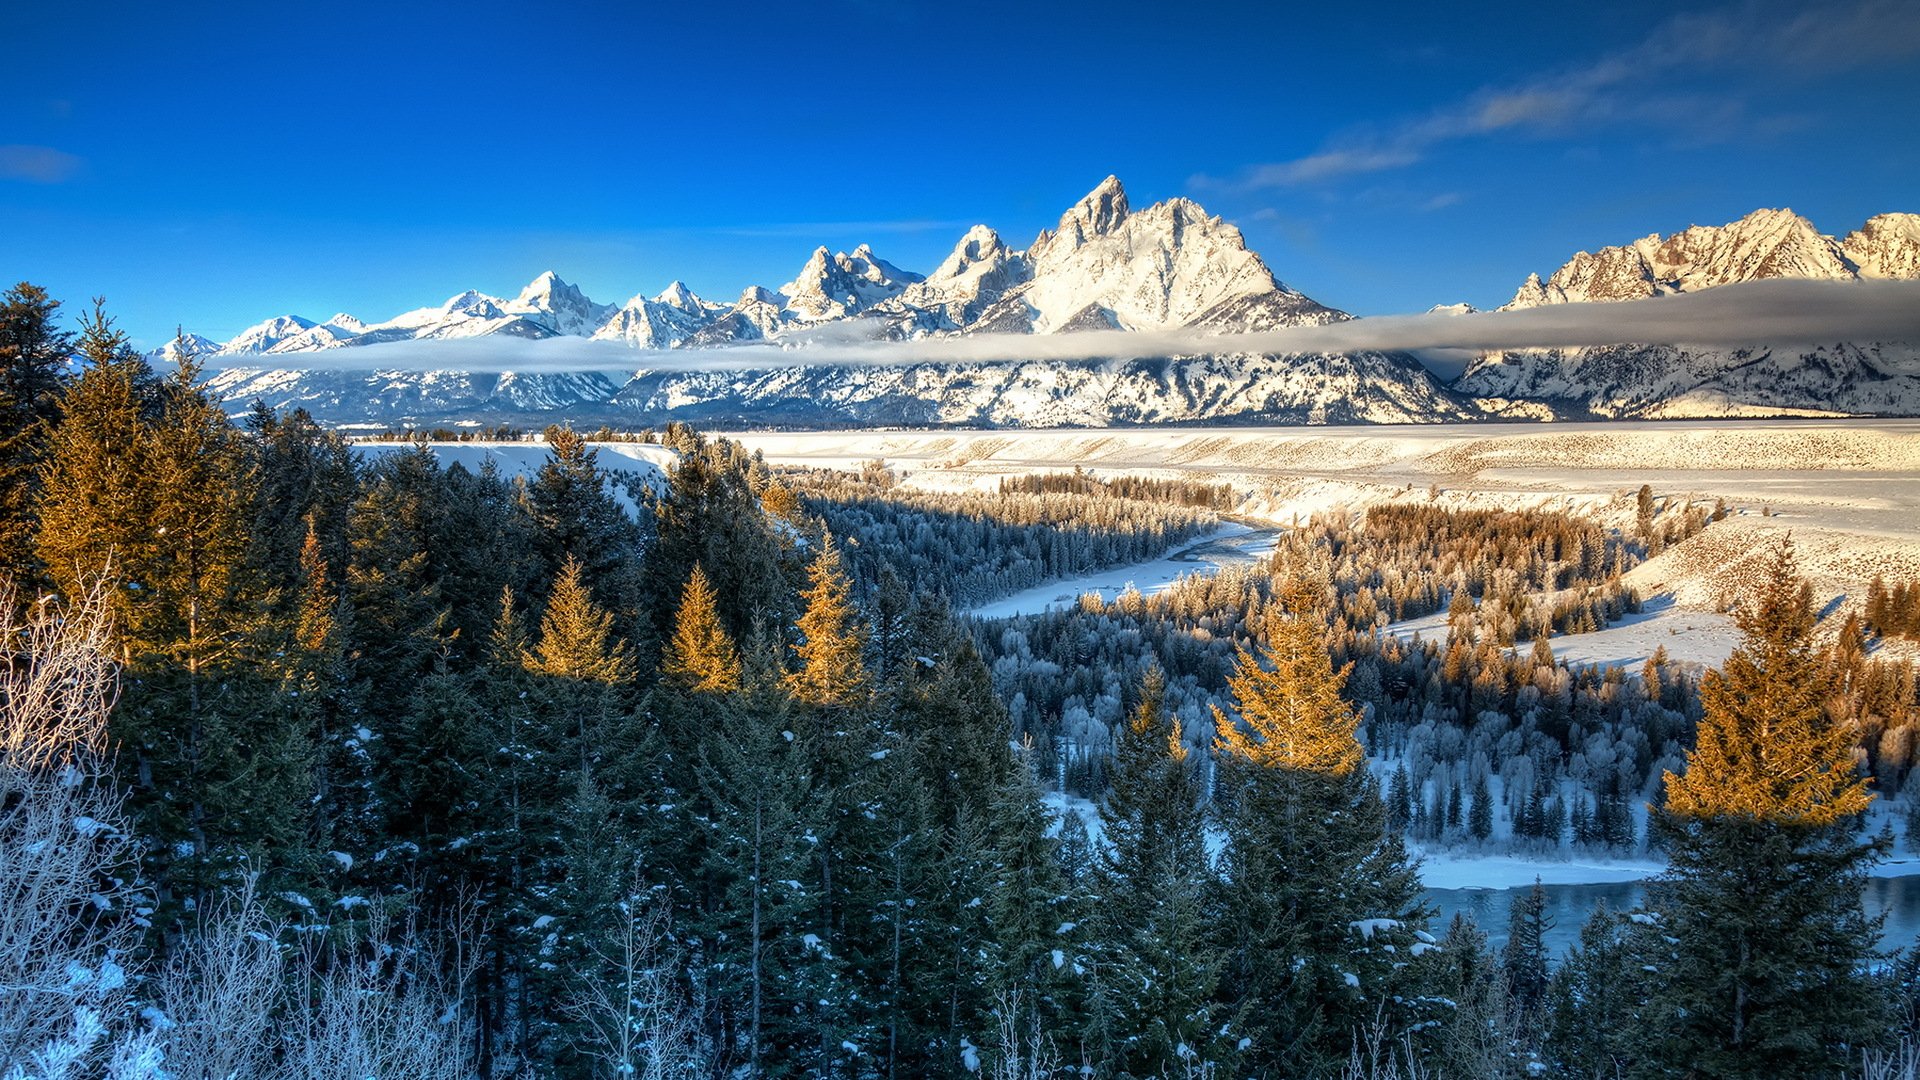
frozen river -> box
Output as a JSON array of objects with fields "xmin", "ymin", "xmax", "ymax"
[
  {"xmin": 1429, "ymin": 874, "xmax": 1920, "ymax": 957},
  {"xmin": 965, "ymin": 522, "xmax": 1282, "ymax": 619}
]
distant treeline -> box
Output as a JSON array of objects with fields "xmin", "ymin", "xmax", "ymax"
[
  {"xmin": 997, "ymin": 467, "xmax": 1237, "ymax": 510},
  {"xmin": 779, "ymin": 464, "xmax": 1222, "ymax": 608}
]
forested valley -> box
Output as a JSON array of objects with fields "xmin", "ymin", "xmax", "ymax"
[{"xmin": 3, "ymin": 285, "xmax": 1919, "ymax": 1079}]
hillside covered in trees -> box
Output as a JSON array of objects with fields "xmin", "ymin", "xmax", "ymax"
[{"xmin": 2, "ymin": 284, "xmax": 1918, "ymax": 1079}]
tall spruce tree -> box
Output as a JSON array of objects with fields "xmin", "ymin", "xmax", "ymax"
[
  {"xmin": 1502, "ymin": 880, "xmax": 1552, "ymax": 1026},
  {"xmin": 1648, "ymin": 537, "xmax": 1887, "ymax": 1077},
  {"xmin": 1094, "ymin": 667, "xmax": 1220, "ymax": 1078},
  {"xmin": 1210, "ymin": 577, "xmax": 1429, "ymax": 1078},
  {"xmin": 1544, "ymin": 903, "xmax": 1653, "ymax": 1078},
  {"xmin": 787, "ymin": 533, "xmax": 870, "ymax": 709},
  {"xmin": 35, "ymin": 302, "xmax": 155, "ymax": 648},
  {"xmin": 697, "ymin": 640, "xmax": 831, "ymax": 1077},
  {"xmin": 0, "ymin": 282, "xmax": 72, "ymax": 576}
]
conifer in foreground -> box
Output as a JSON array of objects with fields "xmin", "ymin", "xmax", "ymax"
[
  {"xmin": 1210, "ymin": 576, "xmax": 1428, "ymax": 1079},
  {"xmin": 1649, "ymin": 536, "xmax": 1887, "ymax": 1078}
]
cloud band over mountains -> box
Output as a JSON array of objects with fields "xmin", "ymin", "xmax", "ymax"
[{"xmin": 206, "ymin": 278, "xmax": 1920, "ymax": 376}]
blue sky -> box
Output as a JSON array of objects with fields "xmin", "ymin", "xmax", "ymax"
[{"xmin": 4, "ymin": 0, "xmax": 1916, "ymax": 348}]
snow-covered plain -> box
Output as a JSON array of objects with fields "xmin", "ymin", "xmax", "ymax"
[{"xmin": 736, "ymin": 418, "xmax": 1920, "ymax": 659}]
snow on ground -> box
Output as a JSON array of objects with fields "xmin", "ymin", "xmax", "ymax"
[
  {"xmin": 1380, "ymin": 595, "xmax": 1741, "ymax": 672},
  {"xmin": 736, "ymin": 419, "xmax": 1920, "ymax": 656},
  {"xmin": 965, "ymin": 523, "xmax": 1280, "ymax": 619},
  {"xmin": 1536, "ymin": 599, "xmax": 1742, "ymax": 670}
]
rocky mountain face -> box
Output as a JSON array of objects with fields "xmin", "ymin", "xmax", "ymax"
[
  {"xmin": 189, "ymin": 186, "xmax": 1917, "ymax": 428},
  {"xmin": 1456, "ymin": 208, "xmax": 1920, "ymax": 417},
  {"xmin": 202, "ymin": 177, "xmax": 1482, "ymax": 427}
]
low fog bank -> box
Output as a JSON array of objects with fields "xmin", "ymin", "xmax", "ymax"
[{"xmin": 205, "ymin": 278, "xmax": 1920, "ymax": 377}]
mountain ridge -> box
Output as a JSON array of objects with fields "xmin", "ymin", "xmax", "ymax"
[{"xmin": 169, "ymin": 182, "xmax": 1918, "ymax": 429}]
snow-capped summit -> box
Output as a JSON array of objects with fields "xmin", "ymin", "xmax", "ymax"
[
  {"xmin": 1503, "ymin": 208, "xmax": 1857, "ymax": 309},
  {"xmin": 895, "ymin": 225, "xmax": 1029, "ymax": 328},
  {"xmin": 1040, "ymin": 174, "xmax": 1129, "ymax": 254},
  {"xmin": 224, "ymin": 314, "xmax": 318, "ymax": 354},
  {"xmin": 1842, "ymin": 213, "xmax": 1920, "ymax": 280},
  {"xmin": 149, "ymin": 332, "xmax": 223, "ymax": 363},
  {"xmin": 504, "ymin": 272, "xmax": 613, "ymax": 337},
  {"xmin": 653, "ymin": 281, "xmax": 718, "ymax": 316},
  {"xmin": 980, "ymin": 178, "xmax": 1335, "ymax": 334},
  {"xmin": 779, "ymin": 245, "xmax": 924, "ymax": 322},
  {"xmin": 323, "ymin": 313, "xmax": 364, "ymax": 332},
  {"xmin": 1428, "ymin": 303, "xmax": 1478, "ymax": 316},
  {"xmin": 592, "ymin": 283, "xmax": 720, "ymax": 349}
]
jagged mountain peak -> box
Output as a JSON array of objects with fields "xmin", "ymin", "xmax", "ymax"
[
  {"xmin": 779, "ymin": 243, "xmax": 923, "ymax": 322},
  {"xmin": 1504, "ymin": 206, "xmax": 1875, "ymax": 308},
  {"xmin": 146, "ymin": 332, "xmax": 224, "ymax": 365},
  {"xmin": 1045, "ymin": 175, "xmax": 1131, "ymax": 251},
  {"xmin": 515, "ymin": 269, "xmax": 576, "ymax": 301},
  {"xmin": 224, "ymin": 314, "xmax": 318, "ymax": 354},
  {"xmin": 653, "ymin": 280, "xmax": 707, "ymax": 312},
  {"xmin": 1843, "ymin": 212, "xmax": 1920, "ymax": 280},
  {"xmin": 444, "ymin": 289, "xmax": 505, "ymax": 316},
  {"xmin": 1010, "ymin": 177, "xmax": 1297, "ymax": 333}
]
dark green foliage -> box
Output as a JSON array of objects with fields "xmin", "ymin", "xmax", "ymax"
[
  {"xmin": 1502, "ymin": 881, "xmax": 1551, "ymax": 1025},
  {"xmin": 1092, "ymin": 668, "xmax": 1221, "ymax": 1078},
  {"xmin": 1545, "ymin": 903, "xmax": 1653, "ymax": 1078},
  {"xmin": 0, "ymin": 282, "xmax": 73, "ymax": 575},
  {"xmin": 1212, "ymin": 750, "xmax": 1429, "ymax": 1077},
  {"xmin": 1643, "ymin": 815, "xmax": 1890, "ymax": 1078}
]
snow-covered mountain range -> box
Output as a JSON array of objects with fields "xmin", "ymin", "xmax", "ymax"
[
  {"xmin": 1457, "ymin": 209, "xmax": 1920, "ymax": 417},
  {"xmin": 183, "ymin": 182, "xmax": 1920, "ymax": 428}
]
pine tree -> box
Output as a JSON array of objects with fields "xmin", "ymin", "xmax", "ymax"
[
  {"xmin": 527, "ymin": 555, "xmax": 637, "ymax": 686},
  {"xmin": 1663, "ymin": 539, "xmax": 1869, "ymax": 826},
  {"xmin": 1502, "ymin": 880, "xmax": 1551, "ymax": 1023},
  {"xmin": 0, "ymin": 282, "xmax": 73, "ymax": 575},
  {"xmin": 697, "ymin": 645, "xmax": 830, "ymax": 1076},
  {"xmin": 1429, "ymin": 914, "xmax": 1520, "ymax": 1079},
  {"xmin": 1544, "ymin": 903, "xmax": 1652, "ymax": 1078},
  {"xmin": 1649, "ymin": 536, "xmax": 1888, "ymax": 1077},
  {"xmin": 35, "ymin": 302, "xmax": 155, "ymax": 647},
  {"xmin": 1468, "ymin": 774, "xmax": 1494, "ymax": 841},
  {"xmin": 1210, "ymin": 577, "xmax": 1428, "ymax": 1077},
  {"xmin": 786, "ymin": 534, "xmax": 869, "ymax": 709},
  {"xmin": 660, "ymin": 564, "xmax": 741, "ymax": 694},
  {"xmin": 1095, "ymin": 668, "xmax": 1221, "ymax": 1078},
  {"xmin": 526, "ymin": 424, "xmax": 640, "ymax": 594}
]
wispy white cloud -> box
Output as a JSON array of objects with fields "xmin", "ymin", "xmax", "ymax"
[
  {"xmin": 0, "ymin": 144, "xmax": 83, "ymax": 184},
  {"xmin": 1197, "ymin": 0, "xmax": 1920, "ymax": 190},
  {"xmin": 209, "ymin": 279, "xmax": 1920, "ymax": 375}
]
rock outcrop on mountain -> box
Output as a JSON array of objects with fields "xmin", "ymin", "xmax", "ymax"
[{"xmin": 1457, "ymin": 208, "xmax": 1920, "ymax": 418}]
